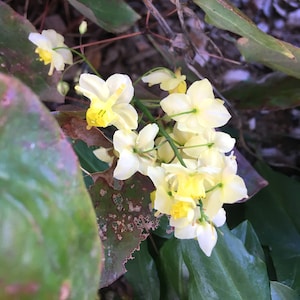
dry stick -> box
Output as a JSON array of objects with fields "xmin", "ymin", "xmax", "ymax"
[
  {"xmin": 72, "ymin": 32, "xmax": 142, "ymax": 50},
  {"xmin": 143, "ymin": 0, "xmax": 175, "ymax": 39}
]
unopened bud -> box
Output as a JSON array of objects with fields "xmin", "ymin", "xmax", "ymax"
[
  {"xmin": 79, "ymin": 21, "xmax": 87, "ymax": 35},
  {"xmin": 57, "ymin": 81, "xmax": 70, "ymax": 96}
]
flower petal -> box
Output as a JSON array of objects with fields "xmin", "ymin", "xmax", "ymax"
[
  {"xmin": 136, "ymin": 123, "xmax": 159, "ymax": 150},
  {"xmin": 196, "ymin": 223, "xmax": 217, "ymax": 257},
  {"xmin": 113, "ymin": 149, "xmax": 139, "ymax": 180},
  {"xmin": 213, "ymin": 208, "xmax": 226, "ymax": 227},
  {"xmin": 113, "ymin": 103, "xmax": 138, "ymax": 130},
  {"xmin": 174, "ymin": 223, "xmax": 198, "ymax": 239},
  {"xmin": 28, "ymin": 33, "xmax": 51, "ymax": 48},
  {"xmin": 187, "ymin": 79, "xmax": 215, "ymax": 100},
  {"xmin": 106, "ymin": 74, "xmax": 134, "ymax": 103},
  {"xmin": 142, "ymin": 69, "xmax": 173, "ymax": 86},
  {"xmin": 78, "ymin": 74, "xmax": 108, "ymax": 101},
  {"xmin": 160, "ymin": 94, "xmax": 191, "ymax": 119},
  {"xmin": 113, "ymin": 129, "xmax": 136, "ymax": 153},
  {"xmin": 42, "ymin": 29, "xmax": 64, "ymax": 46}
]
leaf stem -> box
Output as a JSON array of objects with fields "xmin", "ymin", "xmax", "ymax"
[{"xmin": 133, "ymin": 97, "xmax": 186, "ymax": 167}]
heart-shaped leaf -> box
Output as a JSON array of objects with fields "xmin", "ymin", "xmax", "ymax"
[
  {"xmin": 0, "ymin": 73, "xmax": 102, "ymax": 299},
  {"xmin": 159, "ymin": 225, "xmax": 270, "ymax": 299}
]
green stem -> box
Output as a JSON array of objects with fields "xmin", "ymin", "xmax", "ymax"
[
  {"xmin": 133, "ymin": 97, "xmax": 186, "ymax": 167},
  {"xmin": 168, "ymin": 108, "xmax": 197, "ymax": 119},
  {"xmin": 53, "ymin": 46, "xmax": 101, "ymax": 77},
  {"xmin": 205, "ymin": 182, "xmax": 223, "ymax": 194},
  {"xmin": 178, "ymin": 142, "xmax": 214, "ymax": 150}
]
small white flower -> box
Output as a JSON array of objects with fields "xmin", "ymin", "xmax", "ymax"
[
  {"xmin": 203, "ymin": 153, "xmax": 248, "ymax": 218},
  {"xmin": 75, "ymin": 73, "xmax": 137, "ymax": 130},
  {"xmin": 142, "ymin": 68, "xmax": 186, "ymax": 93},
  {"xmin": 113, "ymin": 124, "xmax": 159, "ymax": 180},
  {"xmin": 183, "ymin": 129, "xmax": 235, "ymax": 166},
  {"xmin": 160, "ymin": 79, "xmax": 231, "ymax": 132},
  {"xmin": 174, "ymin": 208, "xmax": 226, "ymax": 256},
  {"xmin": 29, "ymin": 29, "xmax": 73, "ymax": 75}
]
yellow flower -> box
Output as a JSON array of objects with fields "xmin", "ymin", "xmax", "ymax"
[
  {"xmin": 28, "ymin": 29, "xmax": 73, "ymax": 75},
  {"xmin": 142, "ymin": 67, "xmax": 187, "ymax": 94},
  {"xmin": 147, "ymin": 166, "xmax": 174, "ymax": 215},
  {"xmin": 203, "ymin": 153, "xmax": 248, "ymax": 218},
  {"xmin": 170, "ymin": 200, "xmax": 195, "ymax": 220},
  {"xmin": 183, "ymin": 128, "xmax": 236, "ymax": 167},
  {"xmin": 163, "ymin": 159, "xmax": 218, "ymax": 201},
  {"xmin": 75, "ymin": 73, "xmax": 138, "ymax": 130},
  {"xmin": 113, "ymin": 124, "xmax": 159, "ymax": 180},
  {"xmin": 160, "ymin": 79, "xmax": 231, "ymax": 132},
  {"xmin": 173, "ymin": 208, "xmax": 226, "ymax": 256}
]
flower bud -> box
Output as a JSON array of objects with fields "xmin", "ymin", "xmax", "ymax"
[
  {"xmin": 57, "ymin": 81, "xmax": 70, "ymax": 96},
  {"xmin": 79, "ymin": 21, "xmax": 87, "ymax": 35}
]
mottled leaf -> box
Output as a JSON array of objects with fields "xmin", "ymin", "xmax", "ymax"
[
  {"xmin": 0, "ymin": 73, "xmax": 102, "ymax": 299},
  {"xmin": 0, "ymin": 2, "xmax": 64, "ymax": 102},
  {"xmin": 89, "ymin": 172, "xmax": 159, "ymax": 287},
  {"xmin": 55, "ymin": 113, "xmax": 113, "ymax": 148}
]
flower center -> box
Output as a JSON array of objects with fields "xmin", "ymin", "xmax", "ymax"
[
  {"xmin": 170, "ymin": 201, "xmax": 193, "ymax": 220},
  {"xmin": 175, "ymin": 173, "xmax": 206, "ymax": 200},
  {"xmin": 35, "ymin": 47, "xmax": 53, "ymax": 65},
  {"xmin": 86, "ymin": 83, "xmax": 126, "ymax": 129}
]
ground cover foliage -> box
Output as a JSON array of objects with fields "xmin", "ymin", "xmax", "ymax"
[{"xmin": 1, "ymin": 0, "xmax": 300, "ymax": 299}]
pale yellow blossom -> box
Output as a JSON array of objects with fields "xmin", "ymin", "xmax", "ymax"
[
  {"xmin": 113, "ymin": 124, "xmax": 159, "ymax": 180},
  {"xmin": 29, "ymin": 29, "xmax": 73, "ymax": 75},
  {"xmin": 142, "ymin": 68, "xmax": 187, "ymax": 94},
  {"xmin": 75, "ymin": 73, "xmax": 137, "ymax": 130},
  {"xmin": 160, "ymin": 79, "xmax": 231, "ymax": 132}
]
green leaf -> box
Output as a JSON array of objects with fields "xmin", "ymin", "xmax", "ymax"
[
  {"xmin": 0, "ymin": 73, "xmax": 102, "ymax": 299},
  {"xmin": 271, "ymin": 281, "xmax": 299, "ymax": 300},
  {"xmin": 89, "ymin": 172, "xmax": 159, "ymax": 288},
  {"xmin": 232, "ymin": 220, "xmax": 265, "ymax": 263},
  {"xmin": 67, "ymin": 0, "xmax": 140, "ymax": 33},
  {"xmin": 0, "ymin": 2, "xmax": 64, "ymax": 102},
  {"xmin": 245, "ymin": 162, "xmax": 300, "ymax": 293},
  {"xmin": 193, "ymin": 0, "xmax": 300, "ymax": 79},
  {"xmin": 159, "ymin": 225, "xmax": 270, "ymax": 300},
  {"xmin": 124, "ymin": 240, "xmax": 160, "ymax": 300},
  {"xmin": 223, "ymin": 73, "xmax": 300, "ymax": 110},
  {"xmin": 72, "ymin": 139, "xmax": 109, "ymax": 173}
]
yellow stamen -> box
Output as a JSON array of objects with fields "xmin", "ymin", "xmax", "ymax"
[
  {"xmin": 170, "ymin": 201, "xmax": 193, "ymax": 219},
  {"xmin": 86, "ymin": 83, "xmax": 126, "ymax": 129},
  {"xmin": 35, "ymin": 47, "xmax": 52, "ymax": 65}
]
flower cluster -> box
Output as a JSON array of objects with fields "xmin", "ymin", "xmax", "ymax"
[
  {"xmin": 29, "ymin": 29, "xmax": 248, "ymax": 256},
  {"xmin": 143, "ymin": 70, "xmax": 248, "ymax": 256}
]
